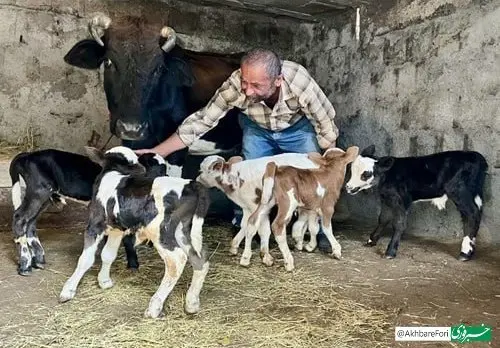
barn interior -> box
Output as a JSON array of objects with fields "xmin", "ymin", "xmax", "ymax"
[{"xmin": 0, "ymin": 0, "xmax": 498, "ymax": 347}]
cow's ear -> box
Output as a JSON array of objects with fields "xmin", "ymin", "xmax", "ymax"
[
  {"xmin": 64, "ymin": 39, "xmax": 106, "ymax": 69},
  {"xmin": 360, "ymin": 144, "xmax": 376, "ymax": 157},
  {"xmin": 84, "ymin": 146, "xmax": 105, "ymax": 166},
  {"xmin": 376, "ymin": 157, "xmax": 394, "ymax": 172}
]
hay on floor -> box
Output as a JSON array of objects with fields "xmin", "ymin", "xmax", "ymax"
[{"xmin": 1, "ymin": 222, "xmax": 394, "ymax": 348}]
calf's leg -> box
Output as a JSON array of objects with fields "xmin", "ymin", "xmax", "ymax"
[
  {"xmin": 319, "ymin": 206, "xmax": 342, "ymax": 259},
  {"xmin": 59, "ymin": 232, "xmax": 105, "ymax": 302},
  {"xmin": 122, "ymin": 234, "xmax": 139, "ymax": 270},
  {"xmin": 12, "ymin": 190, "xmax": 51, "ymax": 275},
  {"xmin": 448, "ymin": 189, "xmax": 482, "ymax": 261},
  {"xmin": 98, "ymin": 229, "xmax": 123, "ymax": 289},
  {"xmin": 291, "ymin": 210, "xmax": 309, "ymax": 251},
  {"xmin": 385, "ymin": 208, "xmax": 408, "ymax": 259},
  {"xmin": 145, "ymin": 246, "xmax": 187, "ymax": 318},
  {"xmin": 367, "ymin": 202, "xmax": 392, "ymax": 247},
  {"xmin": 229, "ymin": 209, "xmax": 249, "ymax": 255},
  {"xmin": 26, "ymin": 224, "xmax": 46, "ymax": 269},
  {"xmin": 304, "ymin": 212, "xmax": 320, "ymax": 252},
  {"xmin": 241, "ymin": 203, "xmax": 272, "ymax": 267},
  {"xmin": 258, "ymin": 215, "xmax": 274, "ymax": 266},
  {"xmin": 185, "ymin": 251, "xmax": 210, "ymax": 314}
]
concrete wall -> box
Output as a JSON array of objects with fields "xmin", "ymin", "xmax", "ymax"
[
  {"xmin": 0, "ymin": 0, "xmax": 314, "ymax": 153},
  {"xmin": 1, "ymin": 0, "xmax": 498, "ymax": 242},
  {"xmin": 303, "ymin": 0, "xmax": 500, "ymax": 242}
]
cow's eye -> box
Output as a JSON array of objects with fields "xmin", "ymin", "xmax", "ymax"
[{"xmin": 104, "ymin": 58, "xmax": 113, "ymax": 68}]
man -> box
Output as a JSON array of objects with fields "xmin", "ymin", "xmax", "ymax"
[{"xmin": 135, "ymin": 48, "xmax": 339, "ymax": 252}]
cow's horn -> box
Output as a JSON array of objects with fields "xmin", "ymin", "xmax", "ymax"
[
  {"xmin": 88, "ymin": 13, "xmax": 111, "ymax": 47},
  {"xmin": 159, "ymin": 26, "xmax": 176, "ymax": 52}
]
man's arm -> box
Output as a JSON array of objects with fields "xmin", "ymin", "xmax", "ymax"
[
  {"xmin": 300, "ymin": 77, "xmax": 339, "ymax": 149},
  {"xmin": 135, "ymin": 74, "xmax": 241, "ymax": 157}
]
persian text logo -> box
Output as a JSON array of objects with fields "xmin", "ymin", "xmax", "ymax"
[{"xmin": 451, "ymin": 324, "xmax": 492, "ymax": 343}]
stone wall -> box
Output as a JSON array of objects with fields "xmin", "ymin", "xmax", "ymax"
[
  {"xmin": 302, "ymin": 0, "xmax": 500, "ymax": 242},
  {"xmin": 0, "ymin": 0, "xmax": 314, "ymax": 153}
]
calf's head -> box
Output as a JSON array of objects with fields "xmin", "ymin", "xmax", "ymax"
[
  {"xmin": 137, "ymin": 153, "xmax": 168, "ymax": 177},
  {"xmin": 345, "ymin": 145, "xmax": 395, "ymax": 194},
  {"xmin": 64, "ymin": 14, "xmax": 188, "ymax": 142},
  {"xmin": 84, "ymin": 146, "xmax": 146, "ymax": 176},
  {"xmin": 196, "ymin": 155, "xmax": 243, "ymax": 191}
]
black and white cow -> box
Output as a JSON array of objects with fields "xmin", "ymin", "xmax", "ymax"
[
  {"xmin": 345, "ymin": 145, "xmax": 488, "ymax": 261},
  {"xmin": 10, "ymin": 149, "xmax": 167, "ymax": 275},
  {"xmin": 59, "ymin": 146, "xmax": 210, "ymax": 318}
]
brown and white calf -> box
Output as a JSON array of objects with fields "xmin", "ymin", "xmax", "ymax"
[
  {"xmin": 247, "ymin": 146, "xmax": 359, "ymax": 271},
  {"xmin": 196, "ymin": 153, "xmax": 320, "ymax": 267},
  {"xmin": 59, "ymin": 146, "xmax": 210, "ymax": 318}
]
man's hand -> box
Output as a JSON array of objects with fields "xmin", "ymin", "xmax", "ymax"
[
  {"xmin": 134, "ymin": 148, "xmax": 159, "ymax": 156},
  {"xmin": 133, "ymin": 133, "xmax": 187, "ymax": 158}
]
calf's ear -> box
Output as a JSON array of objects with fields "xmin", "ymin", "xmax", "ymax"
[
  {"xmin": 84, "ymin": 146, "xmax": 105, "ymax": 166},
  {"xmin": 228, "ymin": 156, "xmax": 243, "ymax": 165},
  {"xmin": 360, "ymin": 144, "xmax": 376, "ymax": 157},
  {"xmin": 209, "ymin": 158, "xmax": 224, "ymax": 172},
  {"xmin": 376, "ymin": 157, "xmax": 395, "ymax": 172}
]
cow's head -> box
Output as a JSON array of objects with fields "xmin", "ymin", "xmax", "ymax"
[
  {"xmin": 345, "ymin": 145, "xmax": 395, "ymax": 194},
  {"xmin": 64, "ymin": 14, "xmax": 192, "ymax": 143}
]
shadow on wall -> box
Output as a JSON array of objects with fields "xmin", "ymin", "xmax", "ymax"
[{"xmin": 335, "ymin": 110, "xmax": 394, "ymax": 225}]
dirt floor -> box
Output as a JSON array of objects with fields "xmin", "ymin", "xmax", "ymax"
[{"xmin": 0, "ymin": 201, "xmax": 498, "ymax": 348}]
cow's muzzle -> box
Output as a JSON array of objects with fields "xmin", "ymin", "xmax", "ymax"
[{"xmin": 115, "ymin": 120, "xmax": 149, "ymax": 141}]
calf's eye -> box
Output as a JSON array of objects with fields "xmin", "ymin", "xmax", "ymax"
[{"xmin": 361, "ymin": 171, "xmax": 373, "ymax": 181}]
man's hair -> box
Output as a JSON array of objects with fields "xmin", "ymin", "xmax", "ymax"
[{"xmin": 241, "ymin": 48, "xmax": 282, "ymax": 79}]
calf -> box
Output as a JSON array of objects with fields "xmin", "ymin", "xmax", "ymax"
[
  {"xmin": 345, "ymin": 145, "xmax": 488, "ymax": 260},
  {"xmin": 196, "ymin": 153, "xmax": 320, "ymax": 268},
  {"xmin": 10, "ymin": 149, "xmax": 167, "ymax": 275},
  {"xmin": 59, "ymin": 146, "xmax": 210, "ymax": 318},
  {"xmin": 247, "ymin": 147, "xmax": 359, "ymax": 271}
]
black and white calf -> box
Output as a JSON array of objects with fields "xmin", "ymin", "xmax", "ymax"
[
  {"xmin": 10, "ymin": 149, "xmax": 167, "ymax": 275},
  {"xmin": 345, "ymin": 145, "xmax": 488, "ymax": 261},
  {"xmin": 59, "ymin": 146, "xmax": 210, "ymax": 318}
]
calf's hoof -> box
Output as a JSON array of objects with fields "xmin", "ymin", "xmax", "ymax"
[
  {"xmin": 144, "ymin": 307, "xmax": 164, "ymax": 319},
  {"xmin": 59, "ymin": 289, "xmax": 76, "ymax": 303},
  {"xmin": 17, "ymin": 266, "xmax": 32, "ymax": 276},
  {"xmin": 331, "ymin": 249, "xmax": 342, "ymax": 260},
  {"xmin": 185, "ymin": 299, "xmax": 201, "ymax": 314},
  {"xmin": 229, "ymin": 246, "xmax": 239, "ymax": 256},
  {"xmin": 127, "ymin": 263, "xmax": 139, "ymax": 272},
  {"xmin": 304, "ymin": 243, "xmax": 316, "ymax": 253},
  {"xmin": 98, "ymin": 278, "xmax": 114, "ymax": 290},
  {"xmin": 458, "ymin": 252, "xmax": 473, "ymax": 262},
  {"xmin": 31, "ymin": 256, "xmax": 46, "ymax": 269},
  {"xmin": 261, "ymin": 253, "xmax": 274, "ymax": 267},
  {"xmin": 284, "ymin": 262, "xmax": 295, "ymax": 272},
  {"xmin": 365, "ymin": 239, "xmax": 377, "ymax": 247},
  {"xmin": 239, "ymin": 256, "xmax": 251, "ymax": 268},
  {"xmin": 384, "ymin": 252, "xmax": 396, "ymax": 259}
]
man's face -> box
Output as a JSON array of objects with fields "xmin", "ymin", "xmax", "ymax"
[{"xmin": 241, "ymin": 63, "xmax": 281, "ymax": 103}]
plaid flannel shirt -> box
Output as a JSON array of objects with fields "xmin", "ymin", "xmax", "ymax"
[{"xmin": 176, "ymin": 60, "xmax": 339, "ymax": 149}]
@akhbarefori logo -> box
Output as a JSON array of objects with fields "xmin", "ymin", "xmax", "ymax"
[
  {"xmin": 451, "ymin": 324, "xmax": 492, "ymax": 343},
  {"xmin": 395, "ymin": 324, "xmax": 492, "ymax": 343}
]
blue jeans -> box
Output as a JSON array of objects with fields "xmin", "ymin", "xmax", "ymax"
[{"xmin": 232, "ymin": 114, "xmax": 323, "ymax": 236}]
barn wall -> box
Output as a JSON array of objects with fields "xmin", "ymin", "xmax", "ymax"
[
  {"xmin": 0, "ymin": 0, "xmax": 314, "ymax": 153},
  {"xmin": 304, "ymin": 0, "xmax": 500, "ymax": 242}
]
